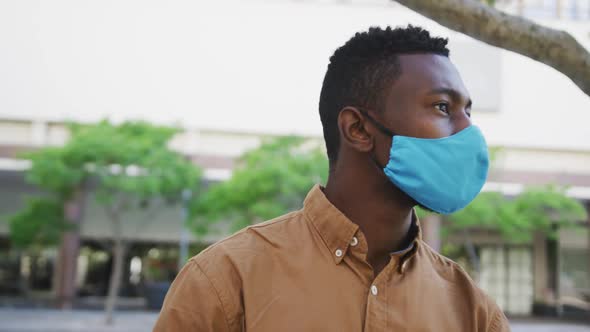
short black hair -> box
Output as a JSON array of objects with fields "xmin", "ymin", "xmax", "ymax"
[{"xmin": 319, "ymin": 25, "xmax": 449, "ymax": 165}]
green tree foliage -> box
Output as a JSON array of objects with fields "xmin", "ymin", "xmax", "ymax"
[
  {"xmin": 191, "ymin": 136, "xmax": 328, "ymax": 234},
  {"xmin": 193, "ymin": 136, "xmax": 587, "ymax": 246},
  {"xmin": 8, "ymin": 197, "xmax": 68, "ymax": 249},
  {"xmin": 10, "ymin": 121, "xmax": 201, "ymax": 247},
  {"xmin": 67, "ymin": 121, "xmax": 197, "ymax": 202},
  {"xmin": 444, "ymin": 186, "xmax": 587, "ymax": 242},
  {"xmin": 8, "ymin": 120, "xmax": 201, "ymax": 323}
]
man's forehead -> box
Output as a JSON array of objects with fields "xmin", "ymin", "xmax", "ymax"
[{"xmin": 393, "ymin": 53, "xmax": 469, "ymax": 97}]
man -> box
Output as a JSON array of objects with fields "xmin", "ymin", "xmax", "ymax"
[{"xmin": 154, "ymin": 26, "xmax": 510, "ymax": 331}]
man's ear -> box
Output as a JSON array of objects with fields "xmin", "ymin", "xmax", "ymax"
[{"xmin": 337, "ymin": 107, "xmax": 374, "ymax": 154}]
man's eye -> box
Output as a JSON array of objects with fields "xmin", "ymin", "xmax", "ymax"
[{"xmin": 434, "ymin": 103, "xmax": 450, "ymax": 114}]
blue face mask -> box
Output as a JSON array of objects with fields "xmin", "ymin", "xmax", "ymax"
[{"xmin": 361, "ymin": 110, "xmax": 489, "ymax": 214}]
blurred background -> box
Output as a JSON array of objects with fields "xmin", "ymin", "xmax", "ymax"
[{"xmin": 0, "ymin": 0, "xmax": 589, "ymax": 331}]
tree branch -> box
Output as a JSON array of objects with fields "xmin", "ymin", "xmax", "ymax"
[
  {"xmin": 394, "ymin": 0, "xmax": 590, "ymax": 97},
  {"xmin": 132, "ymin": 198, "xmax": 167, "ymax": 235},
  {"xmin": 104, "ymin": 194, "xmax": 130, "ymax": 240}
]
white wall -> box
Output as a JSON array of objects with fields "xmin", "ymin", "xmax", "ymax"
[{"xmin": 0, "ymin": 0, "xmax": 589, "ymax": 150}]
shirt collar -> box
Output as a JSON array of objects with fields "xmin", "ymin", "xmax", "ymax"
[
  {"xmin": 303, "ymin": 185, "xmax": 422, "ymax": 266},
  {"xmin": 304, "ymin": 185, "xmax": 359, "ymax": 264}
]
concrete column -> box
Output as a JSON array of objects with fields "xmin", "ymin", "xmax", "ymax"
[
  {"xmin": 517, "ymin": 0, "xmax": 525, "ymax": 15},
  {"xmin": 587, "ymin": 202, "xmax": 590, "ymax": 309},
  {"xmin": 422, "ymin": 214, "xmax": 442, "ymax": 252},
  {"xmin": 533, "ymin": 231, "xmax": 548, "ymax": 304},
  {"xmin": 556, "ymin": 0, "xmax": 563, "ymax": 18}
]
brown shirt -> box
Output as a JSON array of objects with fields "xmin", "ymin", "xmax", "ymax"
[{"xmin": 154, "ymin": 185, "xmax": 510, "ymax": 331}]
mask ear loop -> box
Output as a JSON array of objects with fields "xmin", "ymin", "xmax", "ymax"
[
  {"xmin": 355, "ymin": 107, "xmax": 397, "ymax": 170},
  {"xmin": 356, "ymin": 107, "xmax": 397, "ymax": 137}
]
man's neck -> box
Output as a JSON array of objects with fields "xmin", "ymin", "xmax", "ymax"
[{"xmin": 324, "ymin": 173, "xmax": 414, "ymax": 276}]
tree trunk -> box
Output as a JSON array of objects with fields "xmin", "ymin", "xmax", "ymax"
[
  {"xmin": 104, "ymin": 238, "xmax": 127, "ymax": 325},
  {"xmin": 55, "ymin": 188, "xmax": 86, "ymax": 309},
  {"xmin": 394, "ymin": 0, "xmax": 590, "ymax": 97}
]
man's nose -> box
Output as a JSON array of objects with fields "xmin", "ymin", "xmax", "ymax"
[{"xmin": 452, "ymin": 110, "xmax": 472, "ymax": 135}]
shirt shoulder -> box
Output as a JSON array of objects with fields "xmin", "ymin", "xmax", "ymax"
[
  {"xmin": 193, "ymin": 209, "xmax": 305, "ymax": 266},
  {"xmin": 176, "ymin": 210, "xmax": 305, "ymax": 331},
  {"xmin": 190, "ymin": 209, "xmax": 309, "ymax": 292},
  {"xmin": 416, "ymin": 240, "xmax": 510, "ymax": 331}
]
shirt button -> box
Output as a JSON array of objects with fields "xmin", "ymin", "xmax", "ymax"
[
  {"xmin": 371, "ymin": 285, "xmax": 378, "ymax": 296},
  {"xmin": 335, "ymin": 249, "xmax": 343, "ymax": 257},
  {"xmin": 350, "ymin": 237, "xmax": 359, "ymax": 247}
]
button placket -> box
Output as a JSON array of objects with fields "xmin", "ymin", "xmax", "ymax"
[
  {"xmin": 400, "ymin": 260, "xmax": 408, "ymax": 273},
  {"xmin": 370, "ymin": 285, "xmax": 378, "ymax": 296},
  {"xmin": 364, "ymin": 265, "xmax": 390, "ymax": 332},
  {"xmin": 367, "ymin": 255, "xmax": 398, "ymax": 301}
]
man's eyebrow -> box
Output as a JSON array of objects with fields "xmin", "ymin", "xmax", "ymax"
[{"xmin": 427, "ymin": 88, "xmax": 473, "ymax": 108}]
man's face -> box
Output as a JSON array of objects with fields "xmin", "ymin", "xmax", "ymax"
[{"xmin": 372, "ymin": 54, "xmax": 473, "ymax": 167}]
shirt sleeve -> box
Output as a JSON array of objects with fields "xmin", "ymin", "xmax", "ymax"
[
  {"xmin": 488, "ymin": 303, "xmax": 511, "ymax": 332},
  {"xmin": 153, "ymin": 260, "xmax": 234, "ymax": 332}
]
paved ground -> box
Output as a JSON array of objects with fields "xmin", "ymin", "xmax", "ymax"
[
  {"xmin": 511, "ymin": 321, "xmax": 590, "ymax": 332},
  {"xmin": 0, "ymin": 309, "xmax": 157, "ymax": 332},
  {"xmin": 0, "ymin": 308, "xmax": 588, "ymax": 331}
]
